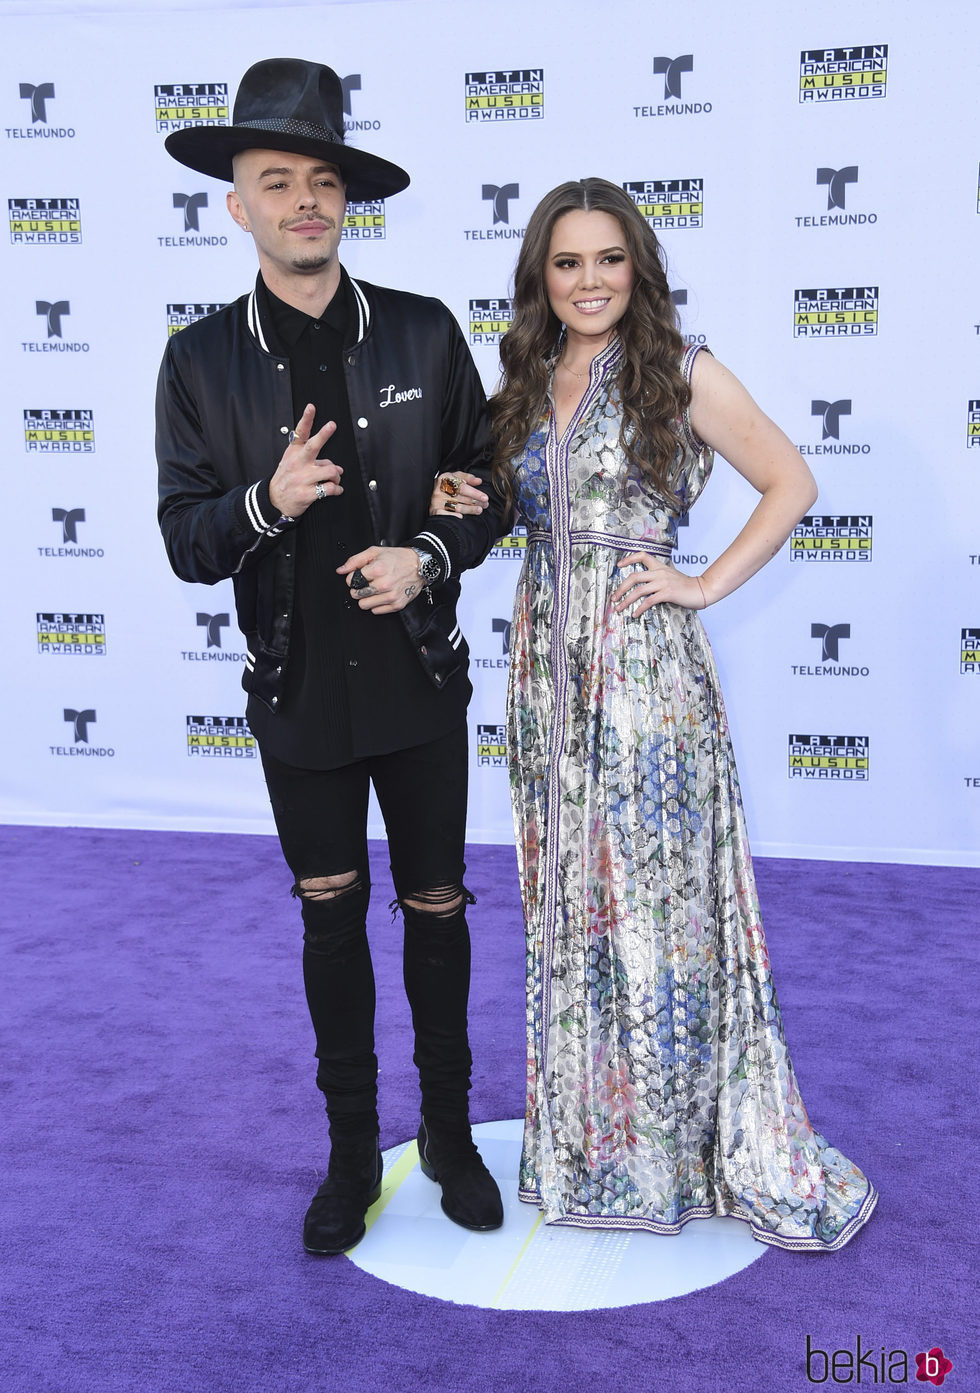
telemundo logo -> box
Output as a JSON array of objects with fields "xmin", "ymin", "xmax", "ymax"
[{"xmin": 8, "ymin": 82, "xmax": 75, "ymax": 139}]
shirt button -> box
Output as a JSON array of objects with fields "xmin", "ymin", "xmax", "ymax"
[
  {"xmin": 368, "ymin": 480, "xmax": 378, "ymax": 491},
  {"xmin": 357, "ymin": 417, "xmax": 368, "ymax": 428}
]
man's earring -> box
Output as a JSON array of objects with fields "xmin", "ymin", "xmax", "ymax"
[{"xmin": 242, "ymin": 223, "xmax": 249, "ymax": 231}]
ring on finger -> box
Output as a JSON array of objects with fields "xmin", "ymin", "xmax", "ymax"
[
  {"xmin": 440, "ymin": 474, "xmax": 463, "ymax": 497},
  {"xmin": 444, "ymin": 500, "xmax": 457, "ymax": 512},
  {"xmin": 314, "ymin": 480, "xmax": 327, "ymax": 502}
]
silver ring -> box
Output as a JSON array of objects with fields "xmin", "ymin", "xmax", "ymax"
[{"xmin": 314, "ymin": 481, "xmax": 327, "ymax": 502}]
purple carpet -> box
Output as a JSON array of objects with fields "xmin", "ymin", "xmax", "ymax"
[{"xmin": 1, "ymin": 825, "xmax": 975, "ymax": 1392}]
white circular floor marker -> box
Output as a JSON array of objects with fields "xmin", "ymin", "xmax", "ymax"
[{"xmin": 345, "ymin": 1118, "xmax": 767, "ymax": 1309}]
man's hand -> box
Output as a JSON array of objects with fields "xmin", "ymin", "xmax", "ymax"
[
  {"xmin": 337, "ymin": 546, "xmax": 425, "ymax": 614},
  {"xmin": 268, "ymin": 404, "xmax": 343, "ymax": 517}
]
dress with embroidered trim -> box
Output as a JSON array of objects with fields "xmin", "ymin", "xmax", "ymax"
[{"xmin": 507, "ymin": 339, "xmax": 876, "ymax": 1251}]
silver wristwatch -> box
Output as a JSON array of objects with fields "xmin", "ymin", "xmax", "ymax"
[{"xmin": 411, "ymin": 547, "xmax": 441, "ymax": 586}]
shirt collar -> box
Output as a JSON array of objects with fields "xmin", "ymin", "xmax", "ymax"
[{"xmin": 257, "ymin": 268, "xmax": 354, "ymax": 354}]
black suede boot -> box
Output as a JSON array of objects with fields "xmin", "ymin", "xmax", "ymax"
[
  {"xmin": 417, "ymin": 1118, "xmax": 503, "ymax": 1232},
  {"xmin": 303, "ymin": 1134, "xmax": 383, "ymax": 1255}
]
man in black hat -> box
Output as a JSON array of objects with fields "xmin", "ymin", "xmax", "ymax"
[{"xmin": 156, "ymin": 58, "xmax": 505, "ymax": 1255}]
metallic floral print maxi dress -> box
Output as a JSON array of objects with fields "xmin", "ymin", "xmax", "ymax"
[{"xmin": 507, "ymin": 340, "xmax": 877, "ymax": 1251}]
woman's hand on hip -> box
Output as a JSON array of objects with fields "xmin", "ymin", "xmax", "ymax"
[{"xmin": 611, "ymin": 554, "xmax": 708, "ymax": 617}]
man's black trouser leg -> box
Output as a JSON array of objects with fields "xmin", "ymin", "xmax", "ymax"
[{"xmin": 260, "ymin": 725, "xmax": 473, "ymax": 1135}]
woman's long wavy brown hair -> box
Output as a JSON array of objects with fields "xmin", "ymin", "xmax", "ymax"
[{"xmin": 491, "ymin": 178, "xmax": 690, "ymax": 510}]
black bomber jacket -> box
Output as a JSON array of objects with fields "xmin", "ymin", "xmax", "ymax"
[{"xmin": 156, "ymin": 272, "xmax": 505, "ymax": 714}]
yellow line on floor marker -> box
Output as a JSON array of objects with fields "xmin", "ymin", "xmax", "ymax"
[
  {"xmin": 362, "ymin": 1142, "xmax": 419, "ymax": 1236},
  {"xmin": 491, "ymin": 1210, "xmax": 544, "ymax": 1308}
]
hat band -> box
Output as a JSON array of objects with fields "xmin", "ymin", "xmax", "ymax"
[{"xmin": 237, "ymin": 116, "xmax": 344, "ymax": 145}]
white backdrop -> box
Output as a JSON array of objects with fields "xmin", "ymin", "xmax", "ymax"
[{"xmin": 2, "ymin": 0, "xmax": 978, "ymax": 865}]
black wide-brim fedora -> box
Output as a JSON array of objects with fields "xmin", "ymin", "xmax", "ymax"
[{"xmin": 165, "ymin": 57, "xmax": 409, "ymax": 201}]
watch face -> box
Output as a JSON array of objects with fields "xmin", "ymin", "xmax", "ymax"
[{"xmin": 415, "ymin": 550, "xmax": 439, "ymax": 582}]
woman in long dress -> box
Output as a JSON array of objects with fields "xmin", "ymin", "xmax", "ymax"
[{"xmin": 433, "ymin": 178, "xmax": 876, "ymax": 1252}]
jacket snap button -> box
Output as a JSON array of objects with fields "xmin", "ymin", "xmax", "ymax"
[
  {"xmin": 357, "ymin": 417, "xmax": 368, "ymax": 428},
  {"xmin": 276, "ymin": 363, "xmax": 285, "ymax": 372},
  {"xmin": 280, "ymin": 426, "xmax": 289, "ymax": 435},
  {"xmin": 349, "ymin": 658, "xmax": 358, "ymax": 668},
  {"xmin": 368, "ymin": 479, "xmax": 378, "ymax": 490},
  {"xmin": 271, "ymin": 696, "xmax": 279, "ymax": 707},
  {"xmin": 420, "ymin": 645, "xmax": 427, "ymax": 655},
  {"xmin": 347, "ymin": 355, "xmax": 356, "ymax": 366}
]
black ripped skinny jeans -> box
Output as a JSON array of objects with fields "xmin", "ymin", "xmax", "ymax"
[{"xmin": 260, "ymin": 724, "xmax": 473, "ymax": 1138}]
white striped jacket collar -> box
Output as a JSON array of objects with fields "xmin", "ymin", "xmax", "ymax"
[{"xmin": 245, "ymin": 272, "xmax": 370, "ymax": 352}]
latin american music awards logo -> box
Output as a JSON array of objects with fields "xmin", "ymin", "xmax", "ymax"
[
  {"xmin": 469, "ymin": 298, "xmax": 513, "ymax": 347},
  {"xmin": 186, "ymin": 715, "xmax": 256, "ymax": 757},
  {"xmin": 476, "ymin": 723, "xmax": 507, "ymax": 767},
  {"xmin": 788, "ymin": 734, "xmax": 869, "ymax": 780},
  {"xmin": 794, "ymin": 287, "xmax": 878, "ymax": 337},
  {"xmin": 154, "ymin": 83, "xmax": 229, "ymax": 133},
  {"xmin": 799, "ymin": 45, "xmax": 887, "ymax": 102},
  {"xmin": 24, "ymin": 409, "xmax": 95, "ymax": 453},
  {"xmin": 464, "ymin": 69, "xmax": 544, "ymax": 122},
  {"xmin": 961, "ymin": 628, "xmax": 980, "ymax": 674},
  {"xmin": 790, "ymin": 516, "xmax": 873, "ymax": 562},
  {"xmin": 8, "ymin": 82, "xmax": 75, "ymax": 140},
  {"xmin": 624, "ymin": 179, "xmax": 703, "ymax": 229},
  {"xmin": 968, "ymin": 400, "xmax": 980, "ymax": 448},
  {"xmin": 166, "ymin": 303, "xmax": 227, "ymax": 336},
  {"xmin": 489, "ymin": 525, "xmax": 527, "ymax": 560},
  {"xmin": 9, "ymin": 197, "xmax": 81, "ymax": 244},
  {"xmin": 343, "ymin": 201, "xmax": 385, "ymax": 241},
  {"xmin": 37, "ymin": 612, "xmax": 106, "ymax": 655}
]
